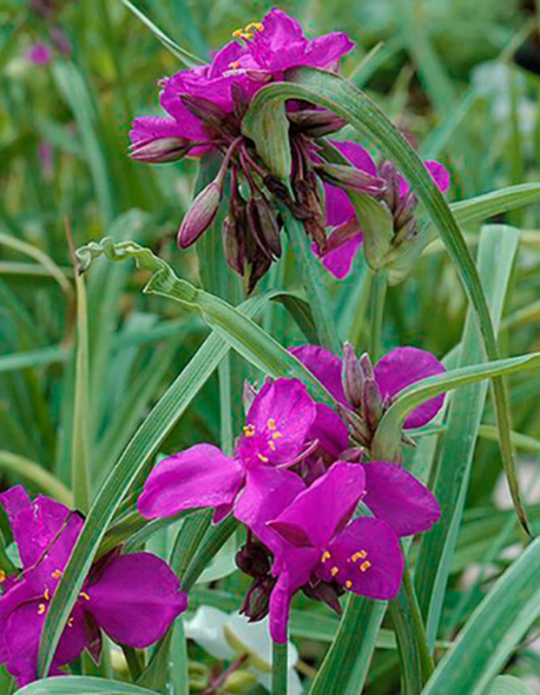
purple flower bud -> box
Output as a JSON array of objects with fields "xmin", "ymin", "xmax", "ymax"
[
  {"xmin": 360, "ymin": 352, "xmax": 375, "ymax": 380},
  {"xmin": 178, "ymin": 179, "xmax": 223, "ymax": 249},
  {"xmin": 315, "ymin": 162, "xmax": 386, "ymax": 196},
  {"xmin": 129, "ymin": 137, "xmax": 193, "ymax": 164},
  {"xmin": 288, "ymin": 109, "xmax": 347, "ymax": 137},
  {"xmin": 379, "ymin": 160, "xmax": 401, "ymax": 211},
  {"xmin": 362, "ymin": 377, "xmax": 384, "ymax": 433},
  {"xmin": 342, "ymin": 342, "xmax": 364, "ymax": 408}
]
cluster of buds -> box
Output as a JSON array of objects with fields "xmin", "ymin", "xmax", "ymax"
[
  {"xmin": 341, "ymin": 343, "xmax": 397, "ymax": 449},
  {"xmin": 130, "ymin": 90, "xmax": 389, "ymax": 290},
  {"xmin": 379, "ymin": 161, "xmax": 421, "ymax": 245}
]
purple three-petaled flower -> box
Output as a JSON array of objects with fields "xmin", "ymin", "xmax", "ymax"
[
  {"xmin": 129, "ymin": 8, "xmax": 354, "ymax": 162},
  {"xmin": 316, "ymin": 140, "xmax": 451, "ymax": 278},
  {"xmin": 138, "ymin": 378, "xmax": 323, "ymax": 524},
  {"xmin": 0, "ymin": 486, "xmax": 187, "ymax": 686},
  {"xmin": 261, "ymin": 462, "xmax": 405, "ymax": 643}
]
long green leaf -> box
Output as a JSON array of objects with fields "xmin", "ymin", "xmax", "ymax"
[
  {"xmin": 422, "ymin": 534, "xmax": 540, "ymax": 695},
  {"xmin": 415, "ymin": 225, "xmax": 520, "ymax": 648},
  {"xmin": 15, "ymin": 676, "xmax": 159, "ymax": 694}
]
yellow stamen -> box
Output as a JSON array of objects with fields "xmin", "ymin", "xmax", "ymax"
[
  {"xmin": 232, "ymin": 21, "xmax": 264, "ymax": 41},
  {"xmin": 228, "ymin": 60, "xmax": 240, "ymax": 69},
  {"xmin": 67, "ymin": 617, "xmax": 74, "ymax": 628},
  {"xmin": 245, "ymin": 22, "xmax": 264, "ymax": 33},
  {"xmin": 269, "ymin": 441, "xmax": 276, "ymax": 451},
  {"xmin": 268, "ymin": 418, "xmax": 276, "ymax": 430},
  {"xmin": 0, "ymin": 570, "xmax": 6, "ymax": 583},
  {"xmin": 38, "ymin": 603, "xmax": 46, "ymax": 615},
  {"xmin": 52, "ymin": 569, "xmax": 62, "ymax": 579},
  {"xmin": 79, "ymin": 591, "xmax": 91, "ymax": 601},
  {"xmin": 257, "ymin": 453, "xmax": 269, "ymax": 463},
  {"xmin": 43, "ymin": 588, "xmax": 50, "ymax": 601},
  {"xmin": 360, "ymin": 560, "xmax": 372, "ymax": 572},
  {"xmin": 243, "ymin": 424, "xmax": 256, "ymax": 438},
  {"xmin": 345, "ymin": 580, "xmax": 353, "ymax": 589},
  {"xmin": 351, "ymin": 550, "xmax": 368, "ymax": 563},
  {"xmin": 330, "ymin": 566, "xmax": 339, "ymax": 577},
  {"xmin": 321, "ymin": 551, "xmax": 331, "ymax": 563},
  {"xmin": 272, "ymin": 432, "xmax": 283, "ymax": 439},
  {"xmin": 232, "ymin": 29, "xmax": 244, "ymax": 39}
]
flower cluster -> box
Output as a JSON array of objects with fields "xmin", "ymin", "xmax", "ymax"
[
  {"xmin": 138, "ymin": 343, "xmax": 443, "ymax": 643},
  {"xmin": 0, "ymin": 486, "xmax": 186, "ymax": 686},
  {"xmin": 130, "ymin": 8, "xmax": 450, "ymax": 289}
]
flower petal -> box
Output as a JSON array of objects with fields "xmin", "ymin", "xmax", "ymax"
[
  {"xmin": 318, "ymin": 233, "xmax": 363, "ymax": 279},
  {"xmin": 270, "ymin": 462, "xmax": 366, "ymax": 548},
  {"xmin": 137, "ymin": 444, "xmax": 244, "ymax": 520},
  {"xmin": 319, "ymin": 518, "xmax": 404, "ymax": 599},
  {"xmin": 242, "ymin": 378, "xmax": 317, "ymax": 465},
  {"xmin": 374, "ymin": 347, "xmax": 446, "ymax": 428},
  {"xmin": 305, "ymin": 33, "xmax": 356, "ymax": 69},
  {"xmin": 309, "ymin": 403, "xmax": 349, "ymax": 459},
  {"xmin": 289, "ymin": 345, "xmax": 348, "ymax": 406},
  {"xmin": 234, "ymin": 466, "xmax": 305, "ymax": 551},
  {"xmin": 269, "ymin": 547, "xmax": 318, "ymax": 643},
  {"xmin": 425, "ymin": 160, "xmax": 451, "ymax": 194},
  {"xmin": 87, "ymin": 552, "xmax": 187, "ymax": 648},
  {"xmin": 362, "ymin": 462, "xmax": 441, "ymax": 536}
]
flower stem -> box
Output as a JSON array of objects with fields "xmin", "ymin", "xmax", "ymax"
[
  {"xmin": 272, "ymin": 641, "xmax": 288, "ymax": 695},
  {"xmin": 368, "ymin": 269, "xmax": 387, "ymax": 361}
]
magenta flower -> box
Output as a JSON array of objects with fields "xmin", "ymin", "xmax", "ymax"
[
  {"xmin": 317, "ymin": 140, "xmax": 451, "ymax": 278},
  {"xmin": 138, "ymin": 378, "xmax": 318, "ymax": 524},
  {"xmin": 24, "ymin": 43, "xmax": 52, "ymax": 65},
  {"xmin": 130, "ymin": 9, "xmax": 354, "ymax": 162},
  {"xmin": 262, "ymin": 462, "xmax": 404, "ymax": 642},
  {"xmin": 291, "ymin": 344, "xmax": 446, "ymax": 429},
  {"xmin": 0, "ymin": 486, "xmax": 187, "ymax": 686}
]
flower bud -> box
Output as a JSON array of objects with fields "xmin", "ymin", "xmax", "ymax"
[
  {"xmin": 181, "ymin": 94, "xmax": 236, "ymax": 134},
  {"xmin": 315, "ymin": 162, "xmax": 386, "ymax": 196},
  {"xmin": 178, "ymin": 179, "xmax": 223, "ymax": 248},
  {"xmin": 379, "ymin": 160, "xmax": 401, "ymax": 211},
  {"xmin": 302, "ymin": 578, "xmax": 344, "ymax": 614},
  {"xmin": 129, "ymin": 137, "xmax": 192, "ymax": 164},
  {"xmin": 235, "ymin": 541, "xmax": 272, "ymax": 579},
  {"xmin": 247, "ymin": 195, "xmax": 282, "ymax": 260},
  {"xmin": 288, "ymin": 109, "xmax": 347, "ymax": 137},
  {"xmin": 362, "ymin": 378, "xmax": 384, "ymax": 434},
  {"xmin": 240, "ymin": 577, "xmax": 275, "ymax": 622},
  {"xmin": 343, "ymin": 342, "xmax": 364, "ymax": 408}
]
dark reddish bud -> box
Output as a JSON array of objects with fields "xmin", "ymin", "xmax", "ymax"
[
  {"xmin": 315, "ymin": 163, "xmax": 386, "ymax": 196},
  {"xmin": 240, "ymin": 577, "xmax": 275, "ymax": 622},
  {"xmin": 302, "ymin": 577, "xmax": 344, "ymax": 614},
  {"xmin": 235, "ymin": 541, "xmax": 272, "ymax": 579},
  {"xmin": 362, "ymin": 378, "xmax": 384, "ymax": 434},
  {"xmin": 178, "ymin": 178, "xmax": 223, "ymax": 248},
  {"xmin": 247, "ymin": 195, "xmax": 282, "ymax": 260},
  {"xmin": 288, "ymin": 109, "xmax": 347, "ymax": 137},
  {"xmin": 129, "ymin": 137, "xmax": 193, "ymax": 164},
  {"xmin": 293, "ymin": 176, "xmax": 327, "ymax": 252},
  {"xmin": 379, "ymin": 160, "xmax": 401, "ymax": 211},
  {"xmin": 180, "ymin": 94, "xmax": 237, "ymax": 135},
  {"xmin": 343, "ymin": 342, "xmax": 364, "ymax": 408}
]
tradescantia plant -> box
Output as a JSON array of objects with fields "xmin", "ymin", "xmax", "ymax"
[{"xmin": 4, "ymin": 3, "xmax": 540, "ymax": 695}]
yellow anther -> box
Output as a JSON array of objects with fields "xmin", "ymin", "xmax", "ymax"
[
  {"xmin": 43, "ymin": 588, "xmax": 50, "ymax": 601},
  {"xmin": 360, "ymin": 561, "xmax": 372, "ymax": 572},
  {"xmin": 351, "ymin": 550, "xmax": 368, "ymax": 563},
  {"xmin": 0, "ymin": 570, "xmax": 6, "ymax": 583},
  {"xmin": 38, "ymin": 603, "xmax": 46, "ymax": 615},
  {"xmin": 330, "ymin": 566, "xmax": 339, "ymax": 577},
  {"xmin": 243, "ymin": 424, "xmax": 256, "ymax": 438},
  {"xmin": 246, "ymin": 22, "xmax": 264, "ymax": 33},
  {"xmin": 272, "ymin": 432, "xmax": 283, "ymax": 439},
  {"xmin": 52, "ymin": 569, "xmax": 62, "ymax": 579},
  {"xmin": 345, "ymin": 580, "xmax": 353, "ymax": 589},
  {"xmin": 321, "ymin": 551, "xmax": 331, "ymax": 563},
  {"xmin": 232, "ymin": 29, "xmax": 244, "ymax": 39},
  {"xmin": 257, "ymin": 453, "xmax": 269, "ymax": 463},
  {"xmin": 67, "ymin": 617, "xmax": 74, "ymax": 628},
  {"xmin": 228, "ymin": 61, "xmax": 240, "ymax": 69},
  {"xmin": 79, "ymin": 591, "xmax": 91, "ymax": 601},
  {"xmin": 269, "ymin": 441, "xmax": 276, "ymax": 451},
  {"xmin": 268, "ymin": 418, "xmax": 276, "ymax": 430}
]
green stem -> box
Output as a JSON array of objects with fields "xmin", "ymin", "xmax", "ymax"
[
  {"xmin": 281, "ymin": 207, "xmax": 340, "ymax": 353},
  {"xmin": 368, "ymin": 270, "xmax": 387, "ymax": 361},
  {"xmin": 389, "ymin": 563, "xmax": 434, "ymax": 694},
  {"xmin": 122, "ymin": 646, "xmax": 144, "ymax": 682},
  {"xmin": 272, "ymin": 641, "xmax": 288, "ymax": 695},
  {"xmin": 72, "ymin": 272, "xmax": 90, "ymax": 512}
]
